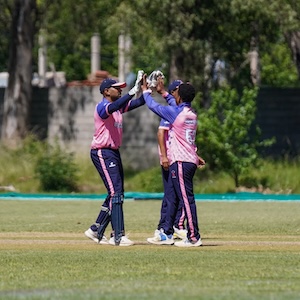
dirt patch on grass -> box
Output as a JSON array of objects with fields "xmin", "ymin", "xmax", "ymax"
[{"xmin": 0, "ymin": 232, "xmax": 299, "ymax": 248}]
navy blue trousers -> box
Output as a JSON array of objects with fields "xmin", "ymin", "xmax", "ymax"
[
  {"xmin": 157, "ymin": 166, "xmax": 186, "ymax": 230},
  {"xmin": 162, "ymin": 161, "xmax": 201, "ymax": 242},
  {"xmin": 90, "ymin": 148, "xmax": 125, "ymax": 234}
]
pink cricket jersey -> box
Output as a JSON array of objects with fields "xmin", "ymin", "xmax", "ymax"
[
  {"xmin": 167, "ymin": 106, "xmax": 199, "ymax": 165},
  {"xmin": 91, "ymin": 103, "xmax": 123, "ymax": 150}
]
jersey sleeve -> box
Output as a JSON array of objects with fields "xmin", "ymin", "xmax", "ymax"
[
  {"xmin": 107, "ymin": 94, "xmax": 133, "ymax": 114},
  {"xmin": 143, "ymin": 91, "xmax": 178, "ymax": 124},
  {"xmin": 158, "ymin": 118, "xmax": 170, "ymax": 130},
  {"xmin": 96, "ymin": 101, "xmax": 109, "ymax": 119},
  {"xmin": 163, "ymin": 92, "xmax": 177, "ymax": 106},
  {"xmin": 97, "ymin": 94, "xmax": 134, "ymax": 119},
  {"xmin": 121, "ymin": 94, "xmax": 145, "ymax": 113}
]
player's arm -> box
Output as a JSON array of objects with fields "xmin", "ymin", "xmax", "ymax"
[
  {"xmin": 156, "ymin": 77, "xmax": 176, "ymax": 106},
  {"xmin": 197, "ymin": 155, "xmax": 206, "ymax": 169},
  {"xmin": 105, "ymin": 70, "xmax": 145, "ymax": 116},
  {"xmin": 143, "ymin": 90, "xmax": 176, "ymax": 122},
  {"xmin": 162, "ymin": 92, "xmax": 177, "ymax": 106},
  {"xmin": 141, "ymin": 74, "xmax": 178, "ymax": 123},
  {"xmin": 122, "ymin": 94, "xmax": 145, "ymax": 113},
  {"xmin": 97, "ymin": 94, "xmax": 134, "ymax": 119},
  {"xmin": 157, "ymin": 127, "xmax": 169, "ymax": 170},
  {"xmin": 107, "ymin": 94, "xmax": 133, "ymax": 114}
]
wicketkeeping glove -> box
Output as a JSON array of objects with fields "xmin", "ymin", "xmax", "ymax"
[
  {"xmin": 129, "ymin": 70, "xmax": 144, "ymax": 95},
  {"xmin": 146, "ymin": 70, "xmax": 165, "ymax": 88}
]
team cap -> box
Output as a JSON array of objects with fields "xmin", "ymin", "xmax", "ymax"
[
  {"xmin": 168, "ymin": 80, "xmax": 183, "ymax": 93},
  {"xmin": 100, "ymin": 79, "xmax": 126, "ymax": 94}
]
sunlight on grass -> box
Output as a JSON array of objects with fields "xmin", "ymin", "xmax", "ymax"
[{"xmin": 0, "ymin": 200, "xmax": 299, "ymax": 300}]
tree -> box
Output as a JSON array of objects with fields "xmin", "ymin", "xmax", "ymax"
[
  {"xmin": 0, "ymin": 1, "xmax": 12, "ymax": 71},
  {"xmin": 105, "ymin": 0, "xmax": 299, "ymax": 95},
  {"xmin": 196, "ymin": 87, "xmax": 274, "ymax": 187},
  {"xmin": 284, "ymin": 0, "xmax": 300, "ymax": 79},
  {"xmin": 42, "ymin": 0, "xmax": 124, "ymax": 81},
  {"xmin": 261, "ymin": 42, "xmax": 299, "ymax": 87},
  {"xmin": 1, "ymin": 0, "xmax": 37, "ymax": 143}
]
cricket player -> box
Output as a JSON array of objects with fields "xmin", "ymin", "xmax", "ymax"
[
  {"xmin": 85, "ymin": 70, "xmax": 144, "ymax": 246},
  {"xmin": 142, "ymin": 74, "xmax": 204, "ymax": 247},
  {"xmin": 149, "ymin": 74, "xmax": 188, "ymax": 240}
]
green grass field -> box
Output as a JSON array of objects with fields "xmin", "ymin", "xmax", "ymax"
[{"xmin": 0, "ymin": 199, "xmax": 299, "ymax": 300}]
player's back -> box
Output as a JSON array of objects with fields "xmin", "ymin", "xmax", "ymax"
[{"xmin": 167, "ymin": 106, "xmax": 199, "ymax": 165}]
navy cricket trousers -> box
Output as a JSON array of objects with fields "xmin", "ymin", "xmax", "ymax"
[
  {"xmin": 158, "ymin": 166, "xmax": 186, "ymax": 230},
  {"xmin": 90, "ymin": 148, "xmax": 124, "ymax": 232},
  {"xmin": 163, "ymin": 161, "xmax": 200, "ymax": 242}
]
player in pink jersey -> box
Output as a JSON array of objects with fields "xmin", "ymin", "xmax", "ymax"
[
  {"xmin": 149, "ymin": 76, "xmax": 188, "ymax": 241},
  {"xmin": 142, "ymin": 74, "xmax": 205, "ymax": 247},
  {"xmin": 85, "ymin": 71, "xmax": 144, "ymax": 246}
]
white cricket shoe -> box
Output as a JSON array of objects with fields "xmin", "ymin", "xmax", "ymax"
[
  {"xmin": 154, "ymin": 229, "xmax": 160, "ymax": 237},
  {"xmin": 147, "ymin": 231, "xmax": 174, "ymax": 245},
  {"xmin": 84, "ymin": 228, "xmax": 109, "ymax": 245},
  {"xmin": 174, "ymin": 238, "xmax": 203, "ymax": 247},
  {"xmin": 109, "ymin": 235, "xmax": 134, "ymax": 246},
  {"xmin": 173, "ymin": 227, "xmax": 187, "ymax": 240}
]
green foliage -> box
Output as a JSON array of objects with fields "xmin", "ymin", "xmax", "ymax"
[
  {"xmin": 1, "ymin": 139, "xmax": 300, "ymax": 194},
  {"xmin": 261, "ymin": 42, "xmax": 299, "ymax": 87},
  {"xmin": 38, "ymin": 0, "xmax": 123, "ymax": 80},
  {"xmin": 197, "ymin": 87, "xmax": 274, "ymax": 187},
  {"xmin": 1, "ymin": 0, "xmax": 300, "ymax": 87},
  {"xmin": 239, "ymin": 175, "xmax": 270, "ymax": 189},
  {"xmin": 34, "ymin": 141, "xmax": 79, "ymax": 192},
  {"xmin": 125, "ymin": 167, "xmax": 163, "ymax": 192}
]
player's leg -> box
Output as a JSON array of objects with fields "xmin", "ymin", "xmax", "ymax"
[
  {"xmin": 147, "ymin": 167, "xmax": 173, "ymax": 244},
  {"xmin": 170, "ymin": 162, "xmax": 201, "ymax": 245},
  {"xmin": 157, "ymin": 166, "xmax": 169, "ymax": 230},
  {"xmin": 161, "ymin": 163, "xmax": 180, "ymax": 236},
  {"xmin": 102, "ymin": 150, "xmax": 133, "ymax": 246},
  {"xmin": 110, "ymin": 193, "xmax": 124, "ymax": 245},
  {"xmin": 147, "ymin": 168, "xmax": 176, "ymax": 245},
  {"xmin": 156, "ymin": 166, "xmax": 179, "ymax": 235},
  {"xmin": 173, "ymin": 200, "xmax": 187, "ymax": 239},
  {"xmin": 85, "ymin": 149, "xmax": 118, "ymax": 244}
]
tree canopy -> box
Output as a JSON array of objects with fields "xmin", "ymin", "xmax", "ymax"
[
  {"xmin": 0, "ymin": 0, "xmax": 299, "ymax": 144},
  {"xmin": 0, "ymin": 0, "xmax": 299, "ymax": 87}
]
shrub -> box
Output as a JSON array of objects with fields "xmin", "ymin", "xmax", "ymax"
[
  {"xmin": 197, "ymin": 87, "xmax": 274, "ymax": 187},
  {"xmin": 35, "ymin": 142, "xmax": 79, "ymax": 192}
]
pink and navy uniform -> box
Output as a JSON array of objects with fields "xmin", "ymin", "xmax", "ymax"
[
  {"xmin": 90, "ymin": 93, "xmax": 145, "ymax": 239},
  {"xmin": 157, "ymin": 99, "xmax": 186, "ymax": 232},
  {"xmin": 143, "ymin": 90, "xmax": 201, "ymax": 243}
]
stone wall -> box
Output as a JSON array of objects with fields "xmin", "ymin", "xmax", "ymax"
[
  {"xmin": 30, "ymin": 86, "xmax": 162, "ymax": 170},
  {"xmin": 0, "ymin": 87, "xmax": 300, "ymax": 170}
]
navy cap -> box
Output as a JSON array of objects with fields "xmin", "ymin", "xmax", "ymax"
[
  {"xmin": 168, "ymin": 80, "xmax": 183, "ymax": 93},
  {"xmin": 100, "ymin": 78, "xmax": 126, "ymax": 94}
]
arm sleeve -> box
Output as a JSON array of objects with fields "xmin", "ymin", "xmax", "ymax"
[
  {"xmin": 143, "ymin": 91, "xmax": 177, "ymax": 124},
  {"xmin": 107, "ymin": 94, "xmax": 134, "ymax": 114},
  {"xmin": 158, "ymin": 118, "xmax": 170, "ymax": 130},
  {"xmin": 122, "ymin": 94, "xmax": 145, "ymax": 113},
  {"xmin": 163, "ymin": 92, "xmax": 177, "ymax": 106}
]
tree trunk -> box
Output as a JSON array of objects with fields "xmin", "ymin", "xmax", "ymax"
[
  {"xmin": 249, "ymin": 36, "xmax": 260, "ymax": 86},
  {"xmin": 1, "ymin": 0, "xmax": 36, "ymax": 145},
  {"xmin": 169, "ymin": 51, "xmax": 179, "ymax": 82}
]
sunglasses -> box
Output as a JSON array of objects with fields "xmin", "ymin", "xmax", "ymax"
[{"xmin": 110, "ymin": 86, "xmax": 122, "ymax": 91}]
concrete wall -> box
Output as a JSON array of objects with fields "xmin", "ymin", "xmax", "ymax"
[
  {"xmin": 0, "ymin": 87, "xmax": 300, "ymax": 170},
  {"xmin": 29, "ymin": 86, "xmax": 162, "ymax": 170}
]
